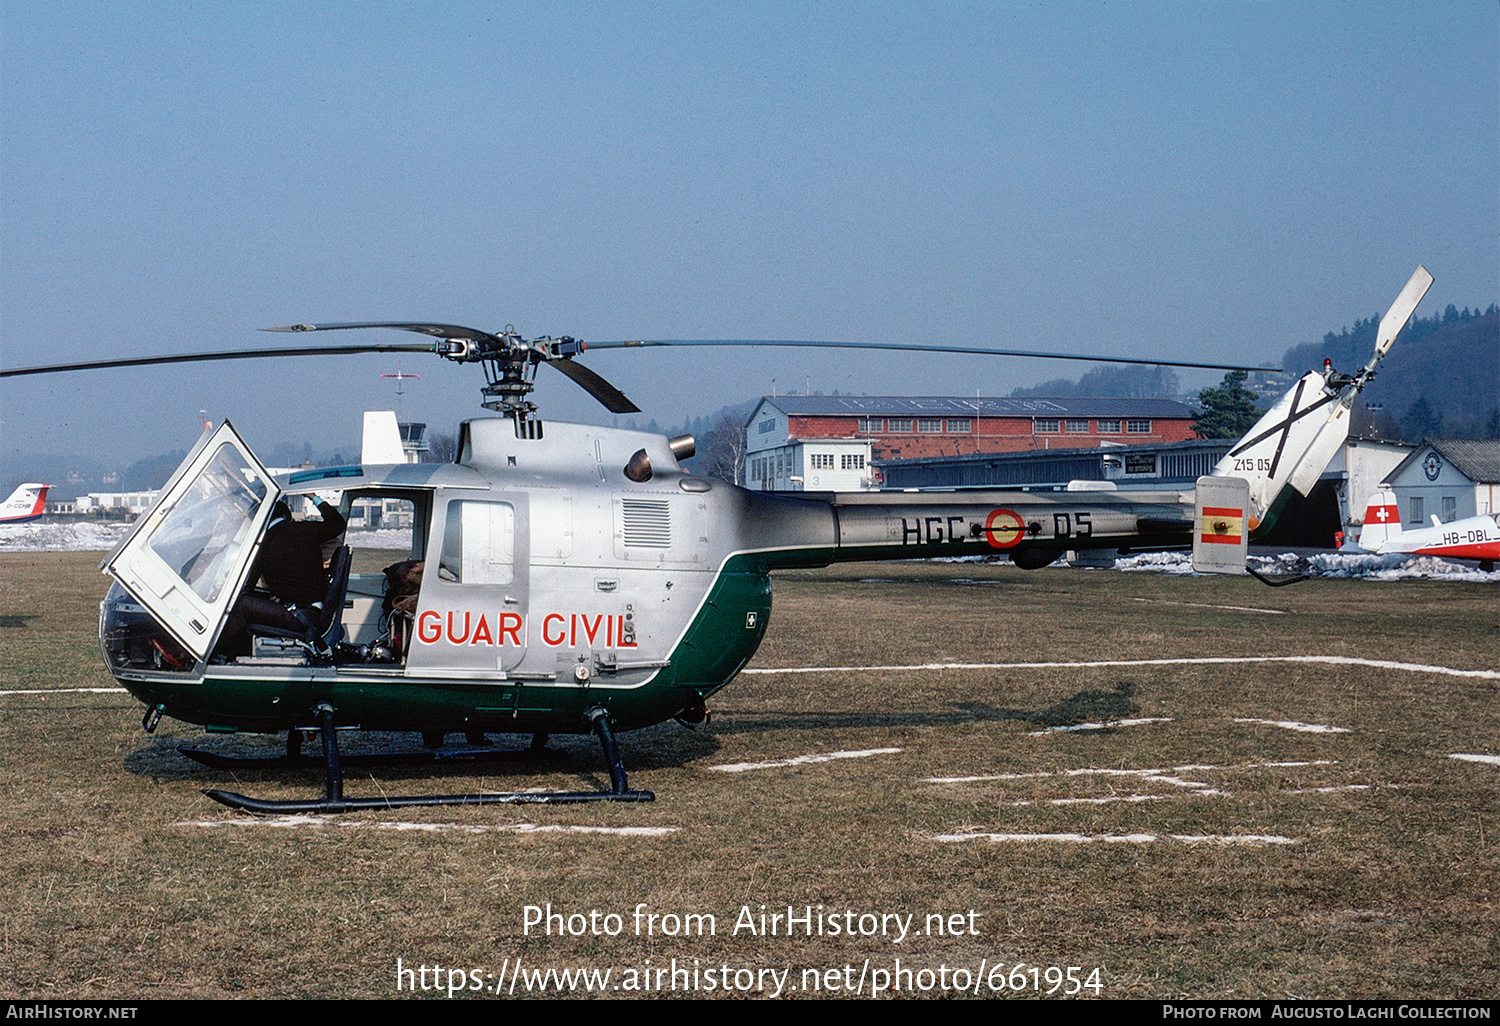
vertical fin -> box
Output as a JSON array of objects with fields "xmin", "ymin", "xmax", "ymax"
[
  {"xmin": 1210, "ymin": 267, "xmax": 1433, "ymax": 535},
  {"xmin": 361, "ymin": 411, "xmax": 406, "ymax": 465},
  {"xmin": 0, "ymin": 483, "xmax": 50, "ymax": 523},
  {"xmin": 1210, "ymin": 372, "xmax": 1334, "ymax": 532},
  {"xmin": 1357, "ymin": 489, "xmax": 1401, "ymax": 551}
]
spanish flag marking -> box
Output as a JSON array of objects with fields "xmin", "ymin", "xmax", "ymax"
[{"xmin": 1200, "ymin": 506, "xmax": 1244, "ymax": 545}]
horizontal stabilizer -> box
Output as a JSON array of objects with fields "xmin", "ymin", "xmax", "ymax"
[{"xmin": 1193, "ymin": 475, "xmax": 1249, "ymax": 575}]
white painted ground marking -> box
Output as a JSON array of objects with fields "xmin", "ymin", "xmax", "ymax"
[
  {"xmin": 923, "ymin": 759, "xmax": 1335, "ymax": 785},
  {"xmin": 743, "ymin": 656, "xmax": 1500, "ymax": 680},
  {"xmin": 177, "ymin": 816, "xmax": 678, "ymax": 835},
  {"xmin": 0, "ymin": 687, "xmax": 129, "ymax": 696},
  {"xmin": 710, "ymin": 747, "xmax": 901, "ymax": 773},
  {"xmin": 1279, "ymin": 655, "xmax": 1500, "ymax": 680},
  {"xmin": 1234, "ymin": 718, "xmax": 1350, "ymax": 734},
  {"xmin": 1130, "ymin": 598, "xmax": 1285, "ymax": 615},
  {"xmin": 1028, "ymin": 716, "xmax": 1171, "ymax": 734},
  {"xmin": 1450, "ymin": 754, "xmax": 1500, "ymax": 766},
  {"xmin": 1170, "ymin": 835, "xmax": 1299, "ymax": 845},
  {"xmin": 932, "ymin": 832, "xmax": 1297, "ymax": 845},
  {"xmin": 1005, "ymin": 794, "xmax": 1198, "ymax": 807}
]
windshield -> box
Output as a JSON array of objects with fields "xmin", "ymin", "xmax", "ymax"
[{"xmin": 145, "ymin": 443, "xmax": 269, "ymax": 604}]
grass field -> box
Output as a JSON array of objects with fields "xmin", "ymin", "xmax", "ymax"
[{"xmin": 1, "ymin": 552, "xmax": 1496, "ymax": 1000}]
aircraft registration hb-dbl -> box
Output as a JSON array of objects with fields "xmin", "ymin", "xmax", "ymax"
[
  {"xmin": 0, "ymin": 267, "xmax": 1433, "ymax": 812},
  {"xmin": 1354, "ymin": 488, "xmax": 1499, "ymax": 571},
  {"xmin": 0, "ymin": 483, "xmax": 50, "ymax": 524}
]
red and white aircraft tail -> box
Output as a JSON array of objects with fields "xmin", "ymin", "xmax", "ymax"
[
  {"xmin": 1356, "ymin": 490, "xmax": 1403, "ymax": 551},
  {"xmin": 1357, "ymin": 488, "xmax": 1500, "ymax": 569},
  {"xmin": 0, "ymin": 483, "xmax": 50, "ymax": 524}
]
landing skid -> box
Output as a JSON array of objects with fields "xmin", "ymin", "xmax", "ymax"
[{"xmin": 196, "ymin": 706, "xmax": 654, "ymax": 813}]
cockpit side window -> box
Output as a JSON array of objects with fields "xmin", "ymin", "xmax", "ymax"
[
  {"xmin": 336, "ymin": 491, "xmax": 427, "ymax": 573},
  {"xmin": 438, "ymin": 500, "xmax": 515, "ymax": 585}
]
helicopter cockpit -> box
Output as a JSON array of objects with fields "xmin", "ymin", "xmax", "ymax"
[{"xmin": 100, "ymin": 421, "xmax": 447, "ymax": 679}]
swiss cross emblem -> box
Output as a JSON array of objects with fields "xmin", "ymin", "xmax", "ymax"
[
  {"xmin": 1376, "ymin": 507, "xmax": 1389, "ymax": 521},
  {"xmin": 745, "ymin": 612, "xmax": 758, "ymax": 629}
]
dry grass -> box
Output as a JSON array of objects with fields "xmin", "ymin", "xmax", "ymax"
[{"xmin": 0, "ymin": 552, "xmax": 1496, "ymax": 999}]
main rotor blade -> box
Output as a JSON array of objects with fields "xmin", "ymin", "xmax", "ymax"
[
  {"xmin": 262, "ymin": 322, "xmax": 506, "ymax": 344},
  {"xmin": 583, "ymin": 338, "xmax": 1281, "ymax": 374},
  {"xmin": 0, "ymin": 342, "xmax": 439, "ymax": 379},
  {"xmin": 545, "ymin": 357, "xmax": 640, "ymax": 414}
]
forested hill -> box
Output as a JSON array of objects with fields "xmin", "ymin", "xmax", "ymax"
[
  {"xmin": 1004, "ymin": 304, "xmax": 1498, "ymax": 441},
  {"xmin": 1278, "ymin": 305, "xmax": 1498, "ymax": 438}
]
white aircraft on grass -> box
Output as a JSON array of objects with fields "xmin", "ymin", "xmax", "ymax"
[{"xmin": 1354, "ymin": 489, "xmax": 1499, "ymax": 572}]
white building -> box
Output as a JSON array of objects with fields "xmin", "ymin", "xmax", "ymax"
[
  {"xmin": 1383, "ymin": 438, "xmax": 1500, "ymax": 524},
  {"xmin": 745, "ymin": 398, "xmax": 873, "ymax": 491},
  {"xmin": 73, "ymin": 491, "xmax": 158, "ymax": 514},
  {"xmin": 745, "ymin": 437, "xmax": 874, "ymax": 492},
  {"xmin": 1323, "ymin": 437, "xmax": 1415, "ymax": 527}
]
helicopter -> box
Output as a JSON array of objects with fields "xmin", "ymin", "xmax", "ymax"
[{"xmin": 0, "ymin": 267, "xmax": 1433, "ymax": 813}]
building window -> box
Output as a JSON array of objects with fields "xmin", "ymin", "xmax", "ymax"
[
  {"xmin": 841, "ymin": 454, "xmax": 866, "ymax": 470},
  {"xmin": 1065, "ymin": 419, "xmax": 1089, "ymax": 433},
  {"xmin": 1126, "ymin": 419, "xmax": 1152, "ymax": 434},
  {"xmin": 1441, "ymin": 496, "xmax": 1456, "ymax": 522},
  {"xmin": 810, "ymin": 453, "xmax": 834, "ymax": 470},
  {"xmin": 856, "ymin": 417, "xmax": 883, "ymax": 433},
  {"xmin": 946, "ymin": 419, "xmax": 971, "ymax": 433},
  {"xmin": 1409, "ymin": 497, "xmax": 1423, "ymax": 523},
  {"xmin": 917, "ymin": 418, "xmax": 943, "ymax": 433},
  {"xmin": 1035, "ymin": 419, "xmax": 1059, "ymax": 433},
  {"xmin": 1097, "ymin": 419, "xmax": 1121, "ymax": 433},
  {"xmin": 888, "ymin": 419, "xmax": 913, "ymax": 433}
]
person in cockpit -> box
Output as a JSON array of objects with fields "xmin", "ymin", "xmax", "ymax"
[{"xmin": 217, "ymin": 496, "xmax": 346, "ymax": 655}]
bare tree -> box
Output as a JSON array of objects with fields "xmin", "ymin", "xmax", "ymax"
[
  {"xmin": 698, "ymin": 412, "xmax": 748, "ymax": 484},
  {"xmin": 426, "ymin": 431, "xmax": 458, "ymax": 463}
]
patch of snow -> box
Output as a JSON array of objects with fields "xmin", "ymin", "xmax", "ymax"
[
  {"xmin": 0, "ymin": 522, "xmax": 411, "ymax": 552},
  {"xmin": 1115, "ymin": 550, "xmax": 1500, "ymax": 582}
]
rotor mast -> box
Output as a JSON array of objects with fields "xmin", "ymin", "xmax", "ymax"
[
  {"xmin": 267, "ymin": 322, "xmax": 615, "ymax": 426},
  {"xmin": 469, "ymin": 331, "xmax": 593, "ymax": 423}
]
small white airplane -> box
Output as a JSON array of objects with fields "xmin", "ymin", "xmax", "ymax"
[
  {"xmin": 1355, "ymin": 489, "xmax": 1500, "ymax": 571},
  {"xmin": 0, "ymin": 483, "xmax": 49, "ymax": 524}
]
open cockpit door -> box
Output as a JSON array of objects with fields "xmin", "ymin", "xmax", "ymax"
[{"xmin": 103, "ymin": 421, "xmax": 281, "ymax": 662}]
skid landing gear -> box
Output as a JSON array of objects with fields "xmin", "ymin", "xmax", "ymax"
[{"xmin": 194, "ymin": 706, "xmax": 653, "ymax": 813}]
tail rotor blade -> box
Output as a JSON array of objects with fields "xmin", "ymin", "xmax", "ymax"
[{"xmin": 1365, "ymin": 265, "xmax": 1433, "ymax": 378}]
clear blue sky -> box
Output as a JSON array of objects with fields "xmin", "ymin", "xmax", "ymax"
[{"xmin": 3, "ymin": 1, "xmax": 1495, "ymax": 472}]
